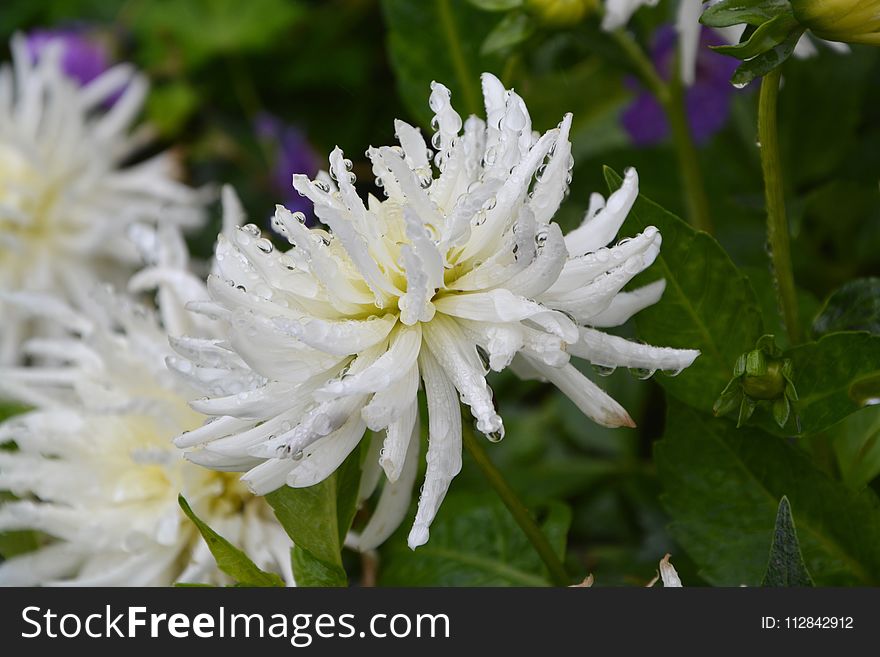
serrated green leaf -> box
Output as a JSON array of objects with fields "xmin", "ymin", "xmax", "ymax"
[
  {"xmin": 701, "ymin": 0, "xmax": 792, "ymax": 27},
  {"xmin": 713, "ymin": 12, "xmax": 799, "ymax": 60},
  {"xmin": 756, "ymin": 332, "xmax": 880, "ymax": 435},
  {"xmin": 656, "ymin": 402, "xmax": 880, "ymax": 585},
  {"xmin": 381, "ymin": 0, "xmax": 504, "ymax": 127},
  {"xmin": 480, "ymin": 11, "xmax": 533, "ymax": 55},
  {"xmin": 178, "ymin": 495, "xmax": 285, "ymax": 587},
  {"xmin": 813, "ymin": 278, "xmax": 880, "ymax": 337},
  {"xmin": 762, "ymin": 496, "xmax": 814, "ymax": 586},
  {"xmin": 379, "ymin": 492, "xmax": 571, "ymax": 586},
  {"xmin": 604, "ymin": 167, "xmax": 764, "ymax": 414},
  {"xmin": 264, "ymin": 445, "xmax": 363, "ymax": 587}
]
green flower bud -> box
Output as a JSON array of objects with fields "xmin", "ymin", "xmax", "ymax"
[
  {"xmin": 790, "ymin": 0, "xmax": 880, "ymax": 46},
  {"xmin": 742, "ymin": 359, "xmax": 786, "ymax": 400},
  {"xmin": 713, "ymin": 335, "xmax": 799, "ymax": 429},
  {"xmin": 526, "ymin": 0, "xmax": 598, "ymax": 27}
]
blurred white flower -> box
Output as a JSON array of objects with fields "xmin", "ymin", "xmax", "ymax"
[
  {"xmin": 0, "ymin": 34, "xmax": 206, "ymax": 364},
  {"xmin": 602, "ymin": 0, "xmax": 660, "ymax": 32},
  {"xmin": 0, "ymin": 221, "xmax": 292, "ymax": 586},
  {"xmin": 171, "ymin": 72, "xmax": 699, "ymax": 551}
]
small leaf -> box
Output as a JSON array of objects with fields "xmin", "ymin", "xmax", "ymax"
[
  {"xmin": 762, "ymin": 497, "xmax": 814, "ymax": 587},
  {"xmin": 480, "ymin": 11, "xmax": 533, "ymax": 55},
  {"xmin": 813, "ymin": 278, "xmax": 880, "ymax": 337},
  {"xmin": 178, "ymin": 495, "xmax": 284, "ymax": 587},
  {"xmin": 700, "ymin": 0, "xmax": 792, "ymax": 27},
  {"xmin": 712, "ymin": 12, "xmax": 799, "ymax": 60},
  {"xmin": 729, "ymin": 28, "xmax": 804, "ymax": 87}
]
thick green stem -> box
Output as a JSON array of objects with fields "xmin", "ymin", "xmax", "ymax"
[
  {"xmin": 462, "ymin": 426, "xmax": 570, "ymax": 586},
  {"xmin": 611, "ymin": 30, "xmax": 713, "ymax": 233},
  {"xmin": 758, "ymin": 68, "xmax": 802, "ymax": 345}
]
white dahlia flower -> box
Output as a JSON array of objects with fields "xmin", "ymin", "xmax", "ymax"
[
  {"xmin": 172, "ymin": 72, "xmax": 699, "ymax": 551},
  {"xmin": 0, "ymin": 34, "xmax": 206, "ymax": 364},
  {"xmin": 0, "ymin": 221, "xmax": 293, "ymax": 586}
]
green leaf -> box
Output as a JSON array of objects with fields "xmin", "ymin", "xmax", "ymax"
[
  {"xmin": 264, "ymin": 445, "xmax": 363, "ymax": 587},
  {"xmin": 813, "ymin": 278, "xmax": 880, "ymax": 337},
  {"xmin": 130, "ymin": 0, "xmax": 305, "ymax": 68},
  {"xmin": 381, "ymin": 0, "xmax": 504, "ymax": 127},
  {"xmin": 700, "ymin": 0, "xmax": 792, "ymax": 27},
  {"xmin": 291, "ymin": 546, "xmax": 348, "ymax": 587},
  {"xmin": 656, "ymin": 402, "xmax": 880, "ymax": 585},
  {"xmin": 757, "ymin": 332, "xmax": 880, "ymax": 435},
  {"xmin": 177, "ymin": 495, "xmax": 284, "ymax": 587},
  {"xmin": 0, "ymin": 492, "xmax": 40, "ymax": 559},
  {"xmin": 604, "ymin": 167, "xmax": 764, "ymax": 414},
  {"xmin": 729, "ymin": 28, "xmax": 804, "ymax": 87},
  {"xmin": 480, "ymin": 11, "xmax": 533, "ymax": 55},
  {"xmin": 761, "ymin": 497, "xmax": 814, "ymax": 587},
  {"xmin": 379, "ymin": 492, "xmax": 571, "ymax": 586},
  {"xmin": 832, "ymin": 405, "xmax": 880, "ymax": 489},
  {"xmin": 712, "ymin": 12, "xmax": 799, "ymax": 60},
  {"xmin": 742, "ymin": 266, "xmax": 819, "ymax": 349}
]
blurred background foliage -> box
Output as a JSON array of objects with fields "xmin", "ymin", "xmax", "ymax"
[{"xmin": 2, "ymin": 0, "xmax": 879, "ymax": 586}]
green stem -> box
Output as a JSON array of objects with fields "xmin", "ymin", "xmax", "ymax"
[
  {"xmin": 664, "ymin": 78, "xmax": 714, "ymax": 234},
  {"xmin": 611, "ymin": 30, "xmax": 713, "ymax": 233},
  {"xmin": 611, "ymin": 29, "xmax": 668, "ymax": 103},
  {"xmin": 462, "ymin": 426, "xmax": 570, "ymax": 586},
  {"xmin": 758, "ymin": 68, "xmax": 802, "ymax": 345}
]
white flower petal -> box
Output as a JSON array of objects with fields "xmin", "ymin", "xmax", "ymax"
[
  {"xmin": 408, "ymin": 350, "xmax": 462, "ymax": 549},
  {"xmin": 524, "ymin": 356, "xmax": 636, "ymax": 428}
]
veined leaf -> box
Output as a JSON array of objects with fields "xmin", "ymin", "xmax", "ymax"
[
  {"xmin": 605, "ymin": 167, "xmax": 764, "ymax": 414},
  {"xmin": 380, "ymin": 492, "xmax": 571, "ymax": 586},
  {"xmin": 656, "ymin": 402, "xmax": 880, "ymax": 586}
]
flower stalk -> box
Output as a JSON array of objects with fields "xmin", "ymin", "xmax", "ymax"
[
  {"xmin": 611, "ymin": 29, "xmax": 713, "ymax": 234},
  {"xmin": 462, "ymin": 425, "xmax": 571, "ymax": 587},
  {"xmin": 758, "ymin": 68, "xmax": 802, "ymax": 345}
]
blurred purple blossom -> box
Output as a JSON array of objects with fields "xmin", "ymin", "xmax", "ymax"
[
  {"xmin": 622, "ymin": 26, "xmax": 740, "ymax": 146},
  {"xmin": 255, "ymin": 112, "xmax": 321, "ymax": 221},
  {"xmin": 26, "ymin": 28, "xmax": 111, "ymax": 87}
]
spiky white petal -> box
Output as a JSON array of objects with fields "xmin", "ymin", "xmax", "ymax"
[
  {"xmin": 173, "ymin": 73, "xmax": 699, "ymax": 549},
  {"xmin": 0, "ymin": 222, "xmax": 292, "ymax": 586},
  {"xmin": 0, "ymin": 35, "xmax": 206, "ymax": 364}
]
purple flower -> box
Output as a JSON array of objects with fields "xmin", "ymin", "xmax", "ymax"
[
  {"xmin": 255, "ymin": 113, "xmax": 321, "ymax": 222},
  {"xmin": 26, "ymin": 28, "xmax": 111, "ymax": 87},
  {"xmin": 622, "ymin": 26, "xmax": 740, "ymax": 146}
]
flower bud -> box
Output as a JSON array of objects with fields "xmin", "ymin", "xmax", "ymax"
[
  {"xmin": 790, "ymin": 0, "xmax": 880, "ymax": 45},
  {"xmin": 526, "ymin": 0, "xmax": 598, "ymax": 26},
  {"xmin": 713, "ymin": 335, "xmax": 799, "ymax": 429}
]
